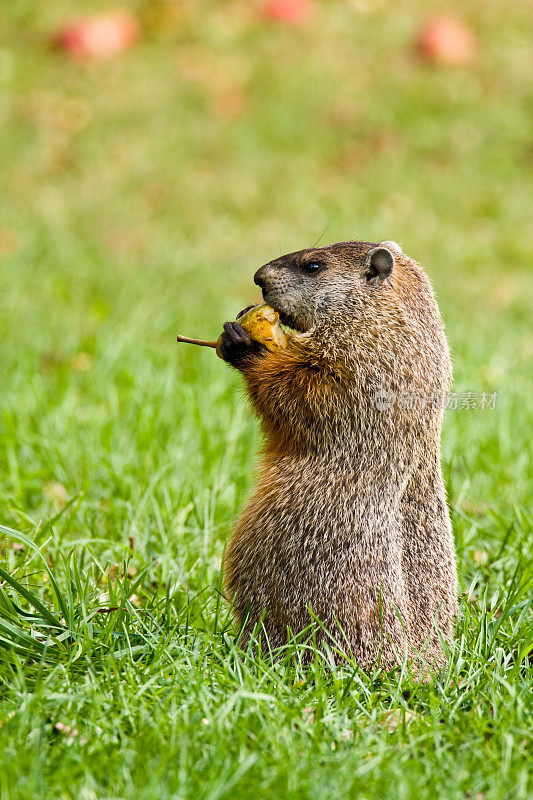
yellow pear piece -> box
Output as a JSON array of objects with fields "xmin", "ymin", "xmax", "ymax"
[
  {"xmin": 216, "ymin": 304, "xmax": 287, "ymax": 358},
  {"xmin": 177, "ymin": 304, "xmax": 288, "ymax": 358}
]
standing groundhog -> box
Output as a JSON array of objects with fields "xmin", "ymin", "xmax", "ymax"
[{"xmin": 218, "ymin": 239, "xmax": 457, "ymax": 671}]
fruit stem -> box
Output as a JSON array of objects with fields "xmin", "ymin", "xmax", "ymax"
[{"xmin": 176, "ymin": 335, "xmax": 217, "ymax": 348}]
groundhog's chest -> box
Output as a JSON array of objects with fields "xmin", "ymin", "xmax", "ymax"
[{"xmin": 229, "ymin": 460, "xmax": 373, "ymax": 592}]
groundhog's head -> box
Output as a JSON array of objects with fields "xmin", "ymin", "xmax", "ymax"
[{"xmin": 254, "ymin": 240, "xmax": 401, "ymax": 332}]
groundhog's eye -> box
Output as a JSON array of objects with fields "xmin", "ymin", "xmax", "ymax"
[{"xmin": 302, "ymin": 261, "xmax": 322, "ymax": 274}]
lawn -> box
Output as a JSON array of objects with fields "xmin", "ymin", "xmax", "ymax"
[{"xmin": 0, "ymin": 1, "xmax": 531, "ymax": 798}]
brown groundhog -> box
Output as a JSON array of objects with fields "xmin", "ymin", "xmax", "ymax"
[{"xmin": 218, "ymin": 239, "xmax": 457, "ymax": 671}]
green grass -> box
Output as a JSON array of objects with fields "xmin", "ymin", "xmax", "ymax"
[{"xmin": 0, "ymin": 1, "xmax": 532, "ymax": 798}]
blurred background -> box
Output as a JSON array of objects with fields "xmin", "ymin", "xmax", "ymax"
[{"xmin": 0, "ymin": 1, "xmax": 531, "ymax": 580}]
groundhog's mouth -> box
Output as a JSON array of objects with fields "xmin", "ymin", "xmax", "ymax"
[{"xmin": 275, "ymin": 308, "xmax": 306, "ymax": 333}]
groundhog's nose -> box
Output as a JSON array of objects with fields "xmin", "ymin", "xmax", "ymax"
[{"xmin": 254, "ymin": 267, "xmax": 268, "ymax": 289}]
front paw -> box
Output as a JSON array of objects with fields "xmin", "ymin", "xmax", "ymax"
[{"xmin": 218, "ymin": 321, "xmax": 263, "ymax": 368}]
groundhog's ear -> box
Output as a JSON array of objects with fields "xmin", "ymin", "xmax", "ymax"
[
  {"xmin": 363, "ymin": 246, "xmax": 395, "ymax": 285},
  {"xmin": 377, "ymin": 240, "xmax": 402, "ymax": 254}
]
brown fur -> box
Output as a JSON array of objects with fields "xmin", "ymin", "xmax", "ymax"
[{"xmin": 221, "ymin": 240, "xmax": 457, "ymax": 671}]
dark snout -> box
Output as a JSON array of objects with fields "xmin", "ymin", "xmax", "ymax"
[
  {"xmin": 254, "ymin": 265, "xmax": 270, "ymax": 290},
  {"xmin": 252, "ymin": 256, "xmax": 308, "ymax": 332}
]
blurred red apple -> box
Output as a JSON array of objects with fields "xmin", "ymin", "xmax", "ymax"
[
  {"xmin": 261, "ymin": 0, "xmax": 314, "ymax": 25},
  {"xmin": 54, "ymin": 11, "xmax": 140, "ymax": 59},
  {"xmin": 416, "ymin": 16, "xmax": 478, "ymax": 66}
]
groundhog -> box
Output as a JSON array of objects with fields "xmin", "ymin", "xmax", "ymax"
[{"xmin": 218, "ymin": 239, "xmax": 457, "ymax": 671}]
